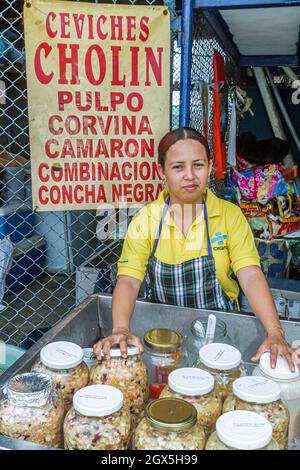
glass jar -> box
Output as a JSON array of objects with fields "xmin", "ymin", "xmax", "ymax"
[
  {"xmin": 183, "ymin": 316, "xmax": 233, "ymax": 366},
  {"xmin": 252, "ymin": 352, "xmax": 300, "ymax": 443},
  {"xmin": 193, "ymin": 343, "xmax": 246, "ymax": 401},
  {"xmin": 0, "ymin": 372, "xmax": 64, "ymax": 448},
  {"xmin": 159, "ymin": 367, "xmax": 222, "ymax": 436},
  {"xmin": 89, "ymin": 345, "xmax": 148, "ymax": 424},
  {"xmin": 82, "ymin": 348, "xmax": 97, "ymax": 370},
  {"xmin": 143, "ymin": 328, "xmax": 185, "ymax": 400},
  {"xmin": 205, "ymin": 410, "xmax": 280, "ymax": 450},
  {"xmin": 134, "ymin": 397, "xmax": 206, "ymax": 450},
  {"xmin": 31, "ymin": 341, "xmax": 89, "ymax": 413},
  {"xmin": 64, "ymin": 384, "xmax": 131, "ymax": 450},
  {"xmin": 223, "ymin": 376, "xmax": 289, "ymax": 450}
]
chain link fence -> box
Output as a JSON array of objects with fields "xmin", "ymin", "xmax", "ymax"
[
  {"xmin": 0, "ymin": 1, "xmax": 239, "ymax": 351},
  {"xmin": 190, "ymin": 9, "xmax": 239, "ymax": 194}
]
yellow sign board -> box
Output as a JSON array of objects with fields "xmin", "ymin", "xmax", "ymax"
[{"xmin": 24, "ymin": 0, "xmax": 170, "ymax": 211}]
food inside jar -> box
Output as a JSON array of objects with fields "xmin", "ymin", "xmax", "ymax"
[
  {"xmin": 223, "ymin": 394, "xmax": 289, "ymax": 450},
  {"xmin": 89, "ymin": 355, "xmax": 148, "ymax": 417},
  {"xmin": 31, "ymin": 360, "xmax": 89, "ymax": 412},
  {"xmin": 134, "ymin": 417, "xmax": 206, "ymax": 450},
  {"xmin": 0, "ymin": 390, "xmax": 64, "ymax": 448},
  {"xmin": 63, "ymin": 407, "xmax": 131, "ymax": 450}
]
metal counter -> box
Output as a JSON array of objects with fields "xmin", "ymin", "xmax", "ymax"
[{"xmin": 1, "ymin": 293, "xmax": 300, "ymax": 450}]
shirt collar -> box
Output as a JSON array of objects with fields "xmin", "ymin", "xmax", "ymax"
[{"xmin": 150, "ymin": 188, "xmax": 221, "ymax": 225}]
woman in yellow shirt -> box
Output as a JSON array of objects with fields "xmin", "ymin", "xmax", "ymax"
[{"xmin": 94, "ymin": 127, "xmax": 295, "ymax": 370}]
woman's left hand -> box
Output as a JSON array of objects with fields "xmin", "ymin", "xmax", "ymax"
[{"xmin": 251, "ymin": 332, "xmax": 296, "ymax": 372}]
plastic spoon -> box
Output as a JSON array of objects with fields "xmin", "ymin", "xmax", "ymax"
[
  {"xmin": 193, "ymin": 320, "xmax": 206, "ymax": 339},
  {"xmin": 204, "ymin": 314, "xmax": 217, "ymax": 345}
]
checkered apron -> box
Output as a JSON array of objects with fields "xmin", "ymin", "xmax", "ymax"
[{"xmin": 147, "ymin": 196, "xmax": 237, "ymax": 311}]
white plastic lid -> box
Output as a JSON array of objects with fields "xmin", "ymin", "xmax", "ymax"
[
  {"xmin": 199, "ymin": 343, "xmax": 242, "ymax": 371},
  {"xmin": 259, "ymin": 352, "xmax": 300, "ymax": 381},
  {"xmin": 233, "ymin": 376, "xmax": 281, "ymax": 404},
  {"xmin": 100, "ymin": 345, "xmax": 139, "ymax": 357},
  {"xmin": 40, "ymin": 341, "xmax": 84, "ymax": 370},
  {"xmin": 73, "ymin": 385, "xmax": 123, "ymax": 417},
  {"xmin": 168, "ymin": 368, "xmax": 215, "ymax": 396},
  {"xmin": 216, "ymin": 410, "xmax": 272, "ymax": 450}
]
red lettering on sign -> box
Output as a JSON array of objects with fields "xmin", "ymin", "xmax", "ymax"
[{"xmin": 34, "ymin": 43, "xmax": 54, "ymax": 84}]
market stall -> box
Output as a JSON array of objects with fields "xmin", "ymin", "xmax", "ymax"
[{"xmin": 0, "ymin": 293, "xmax": 300, "ymax": 450}]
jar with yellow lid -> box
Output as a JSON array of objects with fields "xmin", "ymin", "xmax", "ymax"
[
  {"xmin": 223, "ymin": 376, "xmax": 289, "ymax": 450},
  {"xmin": 143, "ymin": 328, "xmax": 186, "ymax": 400},
  {"xmin": 193, "ymin": 343, "xmax": 246, "ymax": 401},
  {"xmin": 89, "ymin": 345, "xmax": 148, "ymax": 424},
  {"xmin": 205, "ymin": 410, "xmax": 280, "ymax": 450},
  {"xmin": 159, "ymin": 367, "xmax": 222, "ymax": 436},
  {"xmin": 134, "ymin": 397, "xmax": 206, "ymax": 450}
]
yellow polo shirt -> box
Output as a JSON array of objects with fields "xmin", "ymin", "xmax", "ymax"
[{"xmin": 117, "ymin": 188, "xmax": 260, "ymax": 301}]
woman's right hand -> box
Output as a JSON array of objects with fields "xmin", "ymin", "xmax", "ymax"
[{"xmin": 93, "ymin": 327, "xmax": 144, "ymax": 360}]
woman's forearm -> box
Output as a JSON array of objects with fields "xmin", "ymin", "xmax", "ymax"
[
  {"xmin": 111, "ymin": 275, "xmax": 142, "ymax": 332},
  {"xmin": 237, "ymin": 266, "xmax": 283, "ymax": 335}
]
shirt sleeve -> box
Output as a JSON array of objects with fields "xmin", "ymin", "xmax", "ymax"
[
  {"xmin": 226, "ymin": 204, "xmax": 261, "ymax": 274},
  {"xmin": 117, "ymin": 207, "xmax": 152, "ymax": 282}
]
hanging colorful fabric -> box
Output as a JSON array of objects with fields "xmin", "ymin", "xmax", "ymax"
[{"xmin": 212, "ymin": 50, "xmax": 226, "ymax": 179}]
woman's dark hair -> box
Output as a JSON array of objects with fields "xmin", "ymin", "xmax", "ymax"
[{"xmin": 158, "ymin": 127, "xmax": 211, "ymax": 168}]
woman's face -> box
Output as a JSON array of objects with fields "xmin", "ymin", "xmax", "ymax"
[{"xmin": 159, "ymin": 138, "xmax": 213, "ymax": 204}]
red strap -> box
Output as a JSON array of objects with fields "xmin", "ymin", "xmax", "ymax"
[{"xmin": 213, "ymin": 50, "xmax": 226, "ymax": 179}]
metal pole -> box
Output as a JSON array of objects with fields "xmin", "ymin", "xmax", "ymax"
[
  {"xmin": 179, "ymin": 0, "xmax": 194, "ymax": 127},
  {"xmin": 281, "ymin": 66, "xmax": 299, "ymax": 83},
  {"xmin": 253, "ymin": 67, "xmax": 294, "ymax": 166},
  {"xmin": 265, "ymin": 67, "xmax": 300, "ymax": 156}
]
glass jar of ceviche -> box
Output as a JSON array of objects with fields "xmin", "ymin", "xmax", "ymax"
[
  {"xmin": 89, "ymin": 345, "xmax": 148, "ymax": 423},
  {"xmin": 223, "ymin": 376, "xmax": 289, "ymax": 450},
  {"xmin": 134, "ymin": 397, "xmax": 206, "ymax": 450},
  {"xmin": 143, "ymin": 328, "xmax": 185, "ymax": 400},
  {"xmin": 205, "ymin": 410, "xmax": 280, "ymax": 450},
  {"xmin": 64, "ymin": 384, "xmax": 131, "ymax": 450},
  {"xmin": 0, "ymin": 372, "xmax": 64, "ymax": 448},
  {"xmin": 159, "ymin": 367, "xmax": 222, "ymax": 436},
  {"xmin": 31, "ymin": 341, "xmax": 89, "ymax": 412},
  {"xmin": 193, "ymin": 343, "xmax": 246, "ymax": 401},
  {"xmin": 252, "ymin": 352, "xmax": 300, "ymax": 443}
]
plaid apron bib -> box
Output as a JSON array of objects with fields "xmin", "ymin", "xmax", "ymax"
[{"xmin": 147, "ymin": 196, "xmax": 237, "ymax": 311}]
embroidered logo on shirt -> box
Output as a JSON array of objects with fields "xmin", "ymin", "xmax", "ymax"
[{"xmin": 211, "ymin": 232, "xmax": 228, "ymax": 247}]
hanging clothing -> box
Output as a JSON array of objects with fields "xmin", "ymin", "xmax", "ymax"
[
  {"xmin": 227, "ymin": 100, "xmax": 237, "ymax": 167},
  {"xmin": 147, "ymin": 195, "xmax": 237, "ymax": 311},
  {"xmin": 212, "ymin": 50, "xmax": 226, "ymax": 179}
]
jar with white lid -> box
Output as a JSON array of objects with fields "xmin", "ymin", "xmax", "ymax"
[
  {"xmin": 223, "ymin": 376, "xmax": 289, "ymax": 449},
  {"xmin": 252, "ymin": 351, "xmax": 300, "ymax": 443},
  {"xmin": 31, "ymin": 341, "xmax": 89, "ymax": 412},
  {"xmin": 134, "ymin": 397, "xmax": 206, "ymax": 450},
  {"xmin": 159, "ymin": 367, "xmax": 222, "ymax": 436},
  {"xmin": 89, "ymin": 345, "xmax": 148, "ymax": 422},
  {"xmin": 63, "ymin": 384, "xmax": 131, "ymax": 450},
  {"xmin": 205, "ymin": 410, "xmax": 280, "ymax": 450},
  {"xmin": 193, "ymin": 343, "xmax": 246, "ymax": 401},
  {"xmin": 0, "ymin": 372, "xmax": 64, "ymax": 448}
]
